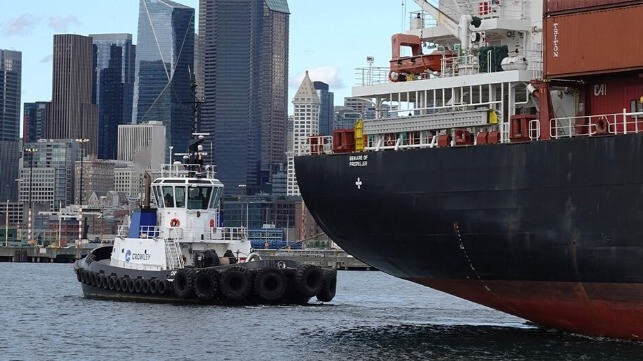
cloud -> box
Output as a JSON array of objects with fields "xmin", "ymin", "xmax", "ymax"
[
  {"xmin": 48, "ymin": 16, "xmax": 81, "ymax": 32},
  {"xmin": 1, "ymin": 14, "xmax": 39, "ymax": 36},
  {"xmin": 290, "ymin": 66, "xmax": 345, "ymax": 90},
  {"xmin": 39, "ymin": 55, "xmax": 53, "ymax": 63}
]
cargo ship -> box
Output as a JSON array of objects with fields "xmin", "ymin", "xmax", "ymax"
[{"xmin": 294, "ymin": 0, "xmax": 643, "ymax": 339}]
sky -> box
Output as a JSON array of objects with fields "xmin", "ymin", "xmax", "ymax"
[{"xmin": 1, "ymin": 0, "xmax": 415, "ymax": 127}]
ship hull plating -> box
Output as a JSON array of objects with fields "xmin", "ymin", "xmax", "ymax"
[{"xmin": 295, "ymin": 133, "xmax": 643, "ymax": 339}]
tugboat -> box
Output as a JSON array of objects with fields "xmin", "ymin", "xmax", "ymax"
[
  {"xmin": 74, "ymin": 138, "xmax": 336, "ymax": 304},
  {"xmin": 73, "ymin": 74, "xmax": 337, "ymax": 305}
]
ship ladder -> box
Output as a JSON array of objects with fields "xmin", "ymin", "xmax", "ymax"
[{"xmin": 165, "ymin": 239, "xmax": 184, "ymax": 270}]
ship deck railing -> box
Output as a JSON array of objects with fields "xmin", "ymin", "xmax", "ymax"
[
  {"xmin": 551, "ymin": 110, "xmax": 643, "ymax": 139},
  {"xmin": 159, "ymin": 163, "xmax": 216, "ymax": 179},
  {"xmin": 355, "ymin": 49, "xmax": 542, "ymax": 86}
]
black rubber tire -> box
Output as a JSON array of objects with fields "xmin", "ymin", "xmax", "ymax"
[
  {"xmin": 81, "ymin": 270, "xmax": 89, "ymax": 284},
  {"xmin": 100, "ymin": 274, "xmax": 109, "ymax": 289},
  {"xmin": 108, "ymin": 276, "xmax": 116, "ymax": 290},
  {"xmin": 195, "ymin": 270, "xmax": 218, "ymax": 301},
  {"xmin": 220, "ymin": 266, "xmax": 252, "ymax": 302},
  {"xmin": 157, "ymin": 279, "xmax": 168, "ymax": 295},
  {"xmin": 127, "ymin": 278, "xmax": 135, "ymax": 293},
  {"xmin": 295, "ymin": 264, "xmax": 323, "ymax": 298},
  {"xmin": 149, "ymin": 279, "xmax": 158, "ymax": 294},
  {"xmin": 76, "ymin": 268, "xmax": 83, "ymax": 282},
  {"xmin": 114, "ymin": 277, "xmax": 122, "ymax": 291},
  {"xmin": 90, "ymin": 272, "xmax": 98, "ymax": 287},
  {"xmin": 134, "ymin": 278, "xmax": 143, "ymax": 293},
  {"xmin": 316, "ymin": 268, "xmax": 337, "ymax": 302},
  {"xmin": 141, "ymin": 279, "xmax": 150, "ymax": 294},
  {"xmin": 173, "ymin": 269, "xmax": 195, "ymax": 299},
  {"xmin": 254, "ymin": 268, "xmax": 288, "ymax": 303}
]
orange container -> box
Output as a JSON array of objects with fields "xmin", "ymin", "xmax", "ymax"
[{"xmin": 543, "ymin": 4, "xmax": 643, "ymax": 77}]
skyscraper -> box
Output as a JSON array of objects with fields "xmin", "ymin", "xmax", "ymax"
[
  {"xmin": 23, "ymin": 102, "xmax": 49, "ymax": 143},
  {"xmin": 133, "ymin": 0, "xmax": 194, "ymax": 156},
  {"xmin": 199, "ymin": 0, "xmax": 289, "ymax": 194},
  {"xmin": 0, "ymin": 49, "xmax": 22, "ymax": 202},
  {"xmin": 313, "ymin": 81, "xmax": 334, "ymax": 136},
  {"xmin": 46, "ymin": 34, "xmax": 98, "ymax": 155},
  {"xmin": 91, "ymin": 33, "xmax": 136, "ymax": 160},
  {"xmin": 287, "ymin": 71, "xmax": 319, "ymax": 196}
]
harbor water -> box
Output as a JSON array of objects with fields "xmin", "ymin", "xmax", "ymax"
[{"xmin": 1, "ymin": 263, "xmax": 642, "ymax": 360}]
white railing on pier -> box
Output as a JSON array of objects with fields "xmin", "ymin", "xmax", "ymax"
[{"xmin": 551, "ymin": 110, "xmax": 643, "ymax": 139}]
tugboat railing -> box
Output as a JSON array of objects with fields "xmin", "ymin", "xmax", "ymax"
[{"xmin": 551, "ymin": 110, "xmax": 643, "ymax": 139}]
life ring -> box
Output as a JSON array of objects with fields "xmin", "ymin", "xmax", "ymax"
[
  {"xmin": 170, "ymin": 218, "xmax": 180, "ymax": 227},
  {"xmin": 209, "ymin": 219, "xmax": 215, "ymax": 228}
]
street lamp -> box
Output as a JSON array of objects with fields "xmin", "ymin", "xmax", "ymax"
[
  {"xmin": 75, "ymin": 138, "xmax": 89, "ymax": 241},
  {"xmin": 24, "ymin": 147, "xmax": 37, "ymax": 244}
]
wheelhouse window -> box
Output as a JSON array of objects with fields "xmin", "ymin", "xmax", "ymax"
[
  {"xmin": 175, "ymin": 186, "xmax": 186, "ymax": 208},
  {"xmin": 153, "ymin": 186, "xmax": 163, "ymax": 208},
  {"xmin": 209, "ymin": 187, "xmax": 223, "ymax": 209},
  {"xmin": 162, "ymin": 186, "xmax": 175, "ymax": 208},
  {"xmin": 187, "ymin": 186, "xmax": 213, "ymax": 210}
]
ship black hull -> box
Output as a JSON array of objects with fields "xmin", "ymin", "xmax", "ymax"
[{"xmin": 295, "ymin": 133, "xmax": 643, "ymax": 339}]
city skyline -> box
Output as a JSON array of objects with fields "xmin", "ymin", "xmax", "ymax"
[{"xmin": 1, "ymin": 0, "xmax": 405, "ymax": 129}]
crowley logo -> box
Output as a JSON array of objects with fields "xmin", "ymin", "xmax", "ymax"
[{"xmin": 125, "ymin": 249, "xmax": 132, "ymax": 262}]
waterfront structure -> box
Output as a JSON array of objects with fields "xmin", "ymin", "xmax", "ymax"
[
  {"xmin": 74, "ymin": 156, "xmax": 116, "ymax": 205},
  {"xmin": 313, "ymin": 81, "xmax": 334, "ymax": 136},
  {"xmin": 0, "ymin": 50, "xmax": 22, "ymax": 202},
  {"xmin": 198, "ymin": 0, "xmax": 290, "ymax": 194},
  {"xmin": 133, "ymin": 0, "xmax": 194, "ymax": 156},
  {"xmin": 333, "ymin": 106, "xmax": 362, "ymax": 130},
  {"xmin": 18, "ymin": 140, "xmax": 80, "ymax": 211},
  {"xmin": 287, "ymin": 71, "xmax": 319, "ymax": 196},
  {"xmin": 23, "ymin": 102, "xmax": 49, "ymax": 143},
  {"xmin": 46, "ymin": 35, "xmax": 98, "ymax": 155},
  {"xmin": 91, "ymin": 33, "xmax": 136, "ymax": 160},
  {"xmin": 117, "ymin": 121, "xmax": 166, "ymax": 170}
]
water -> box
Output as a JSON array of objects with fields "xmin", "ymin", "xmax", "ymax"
[{"xmin": 1, "ymin": 263, "xmax": 642, "ymax": 360}]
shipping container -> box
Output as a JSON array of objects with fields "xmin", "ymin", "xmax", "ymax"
[
  {"xmin": 585, "ymin": 73, "xmax": 642, "ymax": 116},
  {"xmin": 545, "ymin": 0, "xmax": 642, "ymax": 15},
  {"xmin": 544, "ymin": 4, "xmax": 643, "ymax": 77}
]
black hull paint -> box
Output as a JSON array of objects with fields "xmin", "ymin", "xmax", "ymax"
[{"xmin": 295, "ymin": 134, "xmax": 643, "ymax": 339}]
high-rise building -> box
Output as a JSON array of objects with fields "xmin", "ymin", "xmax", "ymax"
[
  {"xmin": 1, "ymin": 50, "xmax": 21, "ymax": 142},
  {"xmin": 334, "ymin": 106, "xmax": 362, "ymax": 130},
  {"xmin": 19, "ymin": 140, "xmax": 80, "ymax": 210},
  {"xmin": 91, "ymin": 33, "xmax": 136, "ymax": 160},
  {"xmin": 0, "ymin": 49, "xmax": 22, "ymax": 202},
  {"xmin": 74, "ymin": 155, "xmax": 116, "ymax": 205},
  {"xmin": 313, "ymin": 81, "xmax": 334, "ymax": 136},
  {"xmin": 46, "ymin": 34, "xmax": 98, "ymax": 155},
  {"xmin": 133, "ymin": 0, "xmax": 194, "ymax": 156},
  {"xmin": 23, "ymin": 102, "xmax": 49, "ymax": 143},
  {"xmin": 199, "ymin": 0, "xmax": 290, "ymax": 194},
  {"xmin": 117, "ymin": 121, "xmax": 166, "ymax": 170},
  {"xmin": 287, "ymin": 71, "xmax": 319, "ymax": 196}
]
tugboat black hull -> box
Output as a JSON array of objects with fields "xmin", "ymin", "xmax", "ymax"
[
  {"xmin": 74, "ymin": 246, "xmax": 337, "ymax": 305},
  {"xmin": 294, "ymin": 133, "xmax": 643, "ymax": 339}
]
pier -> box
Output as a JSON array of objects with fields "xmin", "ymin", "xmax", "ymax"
[{"xmin": 0, "ymin": 246, "xmax": 374, "ymax": 270}]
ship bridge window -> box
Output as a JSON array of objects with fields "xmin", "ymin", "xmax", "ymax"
[
  {"xmin": 175, "ymin": 187, "xmax": 186, "ymax": 208},
  {"xmin": 187, "ymin": 186, "xmax": 213, "ymax": 210},
  {"xmin": 153, "ymin": 186, "xmax": 163, "ymax": 208},
  {"xmin": 208, "ymin": 187, "xmax": 222, "ymax": 209},
  {"xmin": 162, "ymin": 186, "xmax": 175, "ymax": 208}
]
